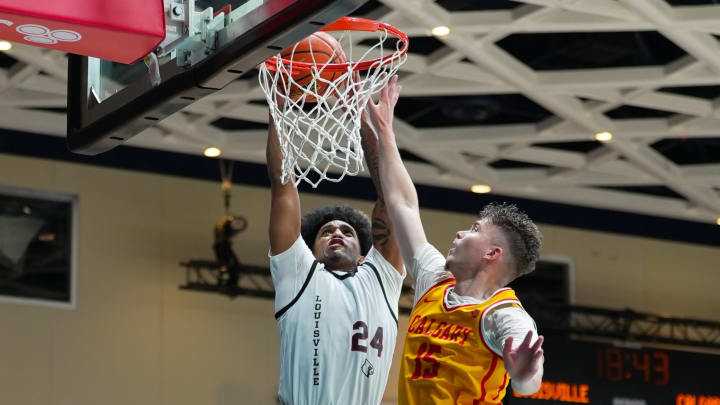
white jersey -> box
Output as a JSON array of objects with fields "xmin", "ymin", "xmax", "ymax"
[{"xmin": 270, "ymin": 236, "xmax": 405, "ymax": 405}]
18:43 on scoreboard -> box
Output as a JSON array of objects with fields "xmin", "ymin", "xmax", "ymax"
[{"xmin": 507, "ymin": 337, "xmax": 720, "ymax": 405}]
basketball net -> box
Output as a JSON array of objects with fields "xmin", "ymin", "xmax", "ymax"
[{"xmin": 258, "ymin": 17, "xmax": 408, "ymax": 187}]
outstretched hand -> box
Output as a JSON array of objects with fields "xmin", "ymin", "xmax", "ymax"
[
  {"xmin": 503, "ymin": 330, "xmax": 544, "ymax": 382},
  {"xmin": 364, "ymin": 75, "xmax": 401, "ymax": 136}
]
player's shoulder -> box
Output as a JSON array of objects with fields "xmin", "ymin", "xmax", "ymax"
[
  {"xmin": 269, "ymin": 234, "xmax": 314, "ymax": 262},
  {"xmin": 485, "ymin": 301, "xmax": 535, "ymax": 329},
  {"xmin": 364, "ymin": 245, "xmax": 394, "ymax": 267},
  {"xmin": 362, "ymin": 247, "xmax": 405, "ymax": 280}
]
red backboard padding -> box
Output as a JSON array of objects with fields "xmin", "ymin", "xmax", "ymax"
[{"xmin": 0, "ymin": 0, "xmax": 166, "ymax": 64}]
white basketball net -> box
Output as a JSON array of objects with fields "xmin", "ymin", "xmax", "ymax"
[{"xmin": 259, "ymin": 27, "xmax": 407, "ymax": 187}]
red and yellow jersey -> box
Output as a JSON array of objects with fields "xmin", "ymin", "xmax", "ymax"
[{"xmin": 398, "ymin": 278, "xmax": 521, "ymax": 405}]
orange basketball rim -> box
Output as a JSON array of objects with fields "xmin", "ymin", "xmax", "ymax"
[{"xmin": 264, "ymin": 16, "xmax": 409, "ymax": 75}]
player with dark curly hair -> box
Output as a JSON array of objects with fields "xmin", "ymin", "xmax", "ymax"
[
  {"xmin": 266, "ymin": 100, "xmax": 405, "ymax": 404},
  {"xmin": 300, "ymin": 205, "xmax": 373, "ymax": 258}
]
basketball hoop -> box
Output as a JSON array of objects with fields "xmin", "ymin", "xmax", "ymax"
[{"xmin": 259, "ymin": 17, "xmax": 409, "ymax": 187}]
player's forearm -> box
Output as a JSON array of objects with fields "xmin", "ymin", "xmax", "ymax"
[
  {"xmin": 362, "ymin": 123, "xmax": 403, "ymax": 269},
  {"xmin": 266, "ymin": 117, "xmax": 301, "ymax": 254},
  {"xmin": 510, "ymin": 365, "xmax": 543, "ymax": 395},
  {"xmin": 376, "ymin": 126, "xmax": 419, "ymax": 211},
  {"xmin": 376, "ymin": 124, "xmax": 428, "ymax": 265},
  {"xmin": 360, "ymin": 122, "xmax": 385, "ymax": 202},
  {"xmin": 266, "ymin": 119, "xmax": 287, "ymax": 187}
]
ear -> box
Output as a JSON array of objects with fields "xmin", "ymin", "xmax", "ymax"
[{"xmin": 484, "ymin": 246, "xmax": 503, "ymax": 263}]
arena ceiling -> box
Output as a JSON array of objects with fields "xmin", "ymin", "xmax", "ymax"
[{"xmin": 1, "ymin": 0, "xmax": 720, "ymax": 225}]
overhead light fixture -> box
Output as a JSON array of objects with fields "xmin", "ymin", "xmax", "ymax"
[
  {"xmin": 203, "ymin": 147, "xmax": 221, "ymax": 158},
  {"xmin": 595, "ymin": 131, "xmax": 613, "ymax": 142},
  {"xmin": 0, "ymin": 41, "xmax": 12, "ymax": 51},
  {"xmin": 431, "ymin": 26, "xmax": 450, "ymax": 37},
  {"xmin": 38, "ymin": 233, "xmax": 56, "ymax": 242},
  {"xmin": 716, "ymin": 217, "xmax": 720, "ymax": 226},
  {"xmin": 470, "ymin": 184, "xmax": 492, "ymax": 194}
]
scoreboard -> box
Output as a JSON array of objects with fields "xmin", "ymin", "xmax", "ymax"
[{"xmin": 507, "ymin": 337, "xmax": 720, "ymax": 405}]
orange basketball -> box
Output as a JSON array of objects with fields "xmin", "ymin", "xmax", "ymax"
[{"xmin": 280, "ymin": 31, "xmax": 347, "ymax": 102}]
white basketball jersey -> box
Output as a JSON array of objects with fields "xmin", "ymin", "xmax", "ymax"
[{"xmin": 270, "ymin": 237, "xmax": 404, "ymax": 405}]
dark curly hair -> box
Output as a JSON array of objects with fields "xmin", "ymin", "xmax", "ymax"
[
  {"xmin": 479, "ymin": 203, "xmax": 543, "ymax": 279},
  {"xmin": 301, "ymin": 205, "xmax": 372, "ymax": 255}
]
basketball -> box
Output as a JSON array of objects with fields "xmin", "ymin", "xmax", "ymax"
[{"xmin": 280, "ymin": 31, "xmax": 348, "ymax": 102}]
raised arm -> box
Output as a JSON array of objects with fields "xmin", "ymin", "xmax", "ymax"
[
  {"xmin": 267, "ymin": 116, "xmax": 301, "ymax": 255},
  {"xmin": 366, "ymin": 75, "xmax": 428, "ymax": 267},
  {"xmin": 360, "ymin": 112, "xmax": 403, "ymax": 273}
]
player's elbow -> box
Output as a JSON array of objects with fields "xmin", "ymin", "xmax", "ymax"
[{"xmin": 383, "ymin": 188, "xmax": 418, "ymax": 209}]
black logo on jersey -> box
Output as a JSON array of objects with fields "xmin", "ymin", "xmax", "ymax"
[{"xmin": 361, "ymin": 359, "xmax": 375, "ymax": 378}]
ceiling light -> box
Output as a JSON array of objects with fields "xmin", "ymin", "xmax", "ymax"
[
  {"xmin": 716, "ymin": 217, "xmax": 720, "ymax": 226},
  {"xmin": 595, "ymin": 131, "xmax": 613, "ymax": 142},
  {"xmin": 431, "ymin": 26, "xmax": 450, "ymax": 37},
  {"xmin": 470, "ymin": 184, "xmax": 492, "ymax": 194},
  {"xmin": 203, "ymin": 147, "xmax": 221, "ymax": 158},
  {"xmin": 38, "ymin": 233, "xmax": 56, "ymax": 242},
  {"xmin": 0, "ymin": 41, "xmax": 12, "ymax": 51}
]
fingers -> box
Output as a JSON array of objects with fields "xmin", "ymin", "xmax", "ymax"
[
  {"xmin": 388, "ymin": 75, "xmax": 402, "ymax": 107},
  {"xmin": 366, "ymin": 95, "xmax": 378, "ymax": 112},
  {"xmin": 503, "ymin": 336, "xmax": 514, "ymax": 356},
  {"xmin": 364, "ymin": 74, "xmax": 401, "ymax": 129},
  {"xmin": 520, "ymin": 330, "xmax": 533, "ymax": 348},
  {"xmin": 520, "ymin": 348, "xmax": 544, "ymax": 375},
  {"xmin": 530, "ymin": 335, "xmax": 544, "ymax": 353},
  {"xmin": 380, "ymin": 73, "xmax": 391, "ymax": 102},
  {"xmin": 386, "ymin": 75, "xmax": 398, "ymax": 98},
  {"xmin": 383, "ymin": 73, "xmax": 397, "ymax": 97},
  {"xmin": 532, "ymin": 348, "xmax": 544, "ymax": 368}
]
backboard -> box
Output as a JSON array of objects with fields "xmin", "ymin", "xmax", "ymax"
[{"xmin": 66, "ymin": 0, "xmax": 367, "ymax": 155}]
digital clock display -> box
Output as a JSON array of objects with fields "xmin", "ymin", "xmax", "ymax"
[
  {"xmin": 508, "ymin": 337, "xmax": 720, "ymax": 405},
  {"xmin": 596, "ymin": 347, "xmax": 669, "ymax": 386}
]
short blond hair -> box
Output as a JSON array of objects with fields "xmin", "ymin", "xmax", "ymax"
[{"xmin": 479, "ymin": 203, "xmax": 542, "ymax": 278}]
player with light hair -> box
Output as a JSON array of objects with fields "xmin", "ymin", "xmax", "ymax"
[{"xmin": 365, "ymin": 75, "xmax": 545, "ymax": 404}]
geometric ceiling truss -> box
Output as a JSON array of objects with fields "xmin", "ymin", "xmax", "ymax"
[{"xmin": 2, "ymin": 0, "xmax": 720, "ymax": 224}]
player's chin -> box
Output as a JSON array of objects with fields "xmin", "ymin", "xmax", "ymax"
[
  {"xmin": 445, "ymin": 254, "xmax": 461, "ymax": 269},
  {"xmin": 324, "ymin": 250, "xmax": 348, "ymax": 263},
  {"xmin": 325, "ymin": 246, "xmax": 345, "ymax": 258},
  {"xmin": 445, "ymin": 251, "xmax": 455, "ymax": 263},
  {"xmin": 326, "ymin": 252, "xmax": 358, "ymax": 269}
]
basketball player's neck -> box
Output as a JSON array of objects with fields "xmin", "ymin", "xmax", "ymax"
[
  {"xmin": 325, "ymin": 263, "xmax": 358, "ymax": 272},
  {"xmin": 452, "ymin": 264, "xmax": 507, "ymax": 301},
  {"xmin": 323, "ymin": 257, "xmax": 359, "ymax": 272}
]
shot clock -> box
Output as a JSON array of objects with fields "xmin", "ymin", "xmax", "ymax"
[{"xmin": 509, "ymin": 337, "xmax": 720, "ymax": 405}]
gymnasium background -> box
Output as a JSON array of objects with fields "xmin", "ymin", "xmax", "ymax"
[{"xmin": 1, "ymin": 147, "xmax": 718, "ymax": 405}]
